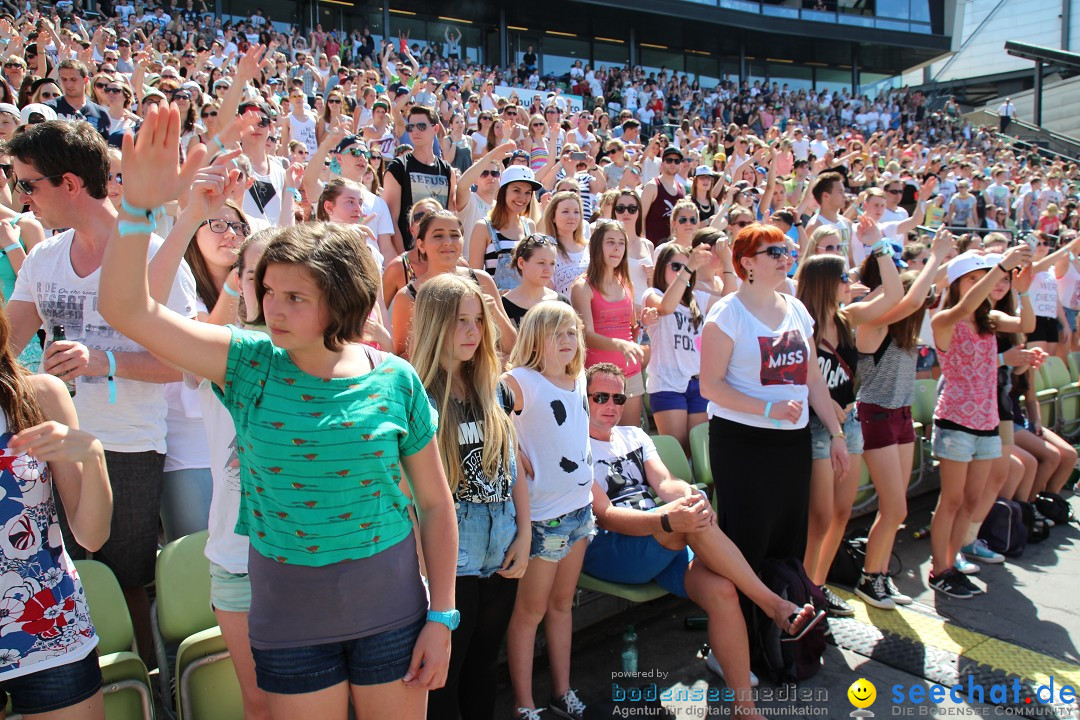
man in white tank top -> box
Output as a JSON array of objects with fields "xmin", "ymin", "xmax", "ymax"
[{"xmin": 283, "ymin": 86, "xmax": 318, "ymax": 152}]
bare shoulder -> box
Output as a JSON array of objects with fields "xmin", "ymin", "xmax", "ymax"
[{"xmin": 26, "ymin": 374, "xmax": 72, "ymax": 422}]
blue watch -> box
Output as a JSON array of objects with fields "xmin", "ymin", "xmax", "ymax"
[{"xmin": 427, "ymin": 609, "xmax": 460, "ymax": 631}]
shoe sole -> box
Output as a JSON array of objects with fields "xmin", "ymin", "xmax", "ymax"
[
  {"xmin": 827, "ymin": 606, "xmax": 856, "ymax": 618},
  {"xmin": 956, "ymin": 565, "xmax": 980, "ymax": 575},
  {"xmin": 854, "ymin": 589, "xmax": 897, "ymax": 610},
  {"xmin": 890, "ymin": 596, "xmax": 914, "ymax": 606},
  {"xmin": 964, "ymin": 555, "xmax": 1004, "ymax": 564}
]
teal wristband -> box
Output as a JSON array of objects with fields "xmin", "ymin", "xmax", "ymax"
[
  {"xmin": 222, "ymin": 282, "xmax": 240, "ymax": 298},
  {"xmin": 2, "ymin": 241, "xmax": 20, "ymax": 254},
  {"xmin": 212, "ymin": 135, "xmax": 226, "ymax": 151},
  {"xmin": 764, "ymin": 401, "xmax": 773, "ymax": 419},
  {"xmin": 117, "ymin": 220, "xmax": 157, "ymax": 237},
  {"xmin": 105, "ymin": 350, "xmax": 117, "ymax": 404}
]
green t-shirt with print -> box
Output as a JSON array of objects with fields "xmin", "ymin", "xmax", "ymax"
[{"xmin": 214, "ymin": 327, "xmax": 438, "ymax": 566}]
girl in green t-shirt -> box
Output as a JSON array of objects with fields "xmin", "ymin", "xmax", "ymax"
[{"xmin": 101, "ymin": 108, "xmax": 458, "ymax": 719}]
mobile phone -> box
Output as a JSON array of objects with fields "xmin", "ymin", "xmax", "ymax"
[
  {"xmin": 914, "ymin": 225, "xmax": 938, "ymax": 236},
  {"xmin": 571, "ymin": 152, "xmax": 586, "ymax": 162}
]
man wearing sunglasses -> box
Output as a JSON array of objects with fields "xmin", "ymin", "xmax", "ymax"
[
  {"xmin": 581, "ymin": 363, "xmax": 821, "ymax": 708},
  {"xmin": 237, "ymin": 100, "xmax": 288, "ymax": 227},
  {"xmin": 641, "ymin": 146, "xmax": 687, "ymax": 243},
  {"xmin": 45, "ymin": 59, "xmax": 111, "ymax": 137},
  {"xmin": 381, "ymin": 104, "xmax": 455, "ymax": 253},
  {"xmin": 2, "ymin": 120, "xmax": 197, "ymax": 668}
]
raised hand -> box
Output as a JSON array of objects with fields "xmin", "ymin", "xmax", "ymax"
[
  {"xmin": 930, "ymin": 226, "xmax": 953, "ymax": 260},
  {"xmin": 121, "ymin": 105, "xmax": 208, "ymax": 213},
  {"xmin": 856, "ymin": 213, "xmax": 882, "ymax": 246},
  {"xmin": 236, "ymin": 43, "xmax": 265, "ymax": 80}
]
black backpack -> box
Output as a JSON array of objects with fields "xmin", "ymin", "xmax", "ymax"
[
  {"xmin": 1035, "ymin": 492, "xmax": 1075, "ymax": 526},
  {"xmin": 753, "ymin": 558, "xmax": 827, "ymax": 683},
  {"xmin": 828, "ymin": 529, "xmax": 902, "ymax": 589},
  {"xmin": 978, "ymin": 499, "xmax": 1027, "ymax": 557}
]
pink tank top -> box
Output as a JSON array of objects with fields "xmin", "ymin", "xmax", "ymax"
[
  {"xmin": 585, "ymin": 283, "xmax": 642, "ymax": 377},
  {"xmin": 934, "ymin": 321, "xmax": 998, "ymax": 431}
]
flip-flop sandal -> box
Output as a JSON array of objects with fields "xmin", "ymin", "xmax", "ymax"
[{"xmin": 780, "ymin": 607, "xmax": 826, "ymax": 643}]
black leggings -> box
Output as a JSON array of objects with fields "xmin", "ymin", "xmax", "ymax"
[
  {"xmin": 426, "ymin": 573, "xmax": 518, "ymax": 720},
  {"xmin": 709, "ymin": 416, "xmax": 812, "ymax": 573}
]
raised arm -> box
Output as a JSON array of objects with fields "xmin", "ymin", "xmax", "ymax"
[
  {"xmin": 100, "ymin": 106, "xmax": 232, "ymax": 388},
  {"xmin": 933, "ymin": 244, "xmax": 1030, "ymax": 353}
]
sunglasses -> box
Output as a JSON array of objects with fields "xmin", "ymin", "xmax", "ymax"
[
  {"xmin": 172, "ymin": 92, "xmax": 191, "ymax": 101},
  {"xmin": 614, "ymin": 204, "xmax": 639, "ymax": 214},
  {"xmin": 405, "ymin": 122, "xmax": 430, "ymax": 132},
  {"xmin": 590, "ymin": 392, "xmax": 627, "ymax": 406},
  {"xmin": 16, "ymin": 174, "xmax": 61, "ymax": 195},
  {"xmin": 344, "ymin": 147, "xmax": 370, "ymax": 158},
  {"xmin": 479, "ymin": 169, "xmax": 501, "ymax": 179},
  {"xmin": 201, "ymin": 110, "xmax": 218, "ymax": 118},
  {"xmin": 94, "ymin": 82, "xmax": 108, "ymax": 89},
  {"xmin": 531, "ymin": 122, "xmax": 545, "ymax": 127},
  {"xmin": 3, "ymin": 62, "xmax": 22, "ymax": 69},
  {"xmin": 523, "ymin": 234, "xmax": 557, "ymax": 247},
  {"xmin": 754, "ymin": 245, "xmax": 791, "ymax": 260},
  {"xmin": 412, "ymin": 211, "xmax": 430, "ymax": 225},
  {"xmin": 730, "ymin": 220, "xmax": 752, "ymax": 229},
  {"xmin": 370, "ymin": 155, "xmax": 383, "ymax": 161},
  {"xmin": 840, "ymin": 272, "xmax": 850, "ymax": 283},
  {"xmin": 676, "ymin": 216, "xmax": 696, "ymax": 225},
  {"xmin": 109, "ymin": 172, "xmax": 122, "ymax": 185},
  {"xmin": 202, "ymin": 219, "xmax": 250, "ymax": 236},
  {"xmin": 38, "ymin": 91, "xmax": 60, "ymax": 99},
  {"xmin": 104, "ymin": 86, "xmax": 124, "ymax": 94},
  {"xmin": 669, "ymin": 262, "xmax": 688, "ymax": 273},
  {"xmin": 662, "ymin": 157, "xmax": 680, "ymax": 164},
  {"xmin": 268, "ymin": 135, "xmax": 280, "ymax": 142},
  {"xmin": 250, "ymin": 115, "xmax": 271, "ymax": 128},
  {"xmin": 328, "ymin": 97, "xmax": 342, "ymax": 104},
  {"xmin": 886, "ymin": 188, "xmax": 903, "ymax": 195}
]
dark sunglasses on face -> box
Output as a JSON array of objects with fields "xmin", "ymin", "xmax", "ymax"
[
  {"xmin": 344, "ymin": 147, "xmax": 369, "ymax": 158},
  {"xmin": 840, "ymin": 272, "xmax": 850, "ymax": 283},
  {"xmin": 202, "ymin": 110, "xmax": 218, "ymax": 118},
  {"xmin": 268, "ymin": 135, "xmax": 280, "ymax": 142},
  {"xmin": 172, "ymin": 92, "xmax": 191, "ymax": 101},
  {"xmin": 731, "ymin": 220, "xmax": 751, "ymax": 229},
  {"xmin": 109, "ymin": 172, "xmax": 122, "ymax": 184},
  {"xmin": 3, "ymin": 62, "xmax": 21, "ymax": 69},
  {"xmin": 16, "ymin": 174, "xmax": 60, "ymax": 194},
  {"xmin": 676, "ymin": 216, "xmax": 696, "ymax": 225},
  {"xmin": 614, "ymin": 204, "xmax": 639, "ymax": 214},
  {"xmin": 104, "ymin": 86, "xmax": 123, "ymax": 95},
  {"xmin": 886, "ymin": 188, "xmax": 903, "ymax": 195},
  {"xmin": 202, "ymin": 219, "xmax": 250, "ymax": 236},
  {"xmin": 328, "ymin": 97, "xmax": 342, "ymax": 104},
  {"xmin": 370, "ymin": 155, "xmax": 382, "ymax": 162},
  {"xmin": 662, "ymin": 157, "xmax": 680, "ymax": 164},
  {"xmin": 821, "ymin": 244, "xmax": 841, "ymax": 253},
  {"xmin": 405, "ymin": 122, "xmax": 430, "ymax": 132},
  {"xmin": 39, "ymin": 91, "xmax": 60, "ymax": 99},
  {"xmin": 479, "ymin": 169, "xmax": 501, "ymax": 179},
  {"xmin": 669, "ymin": 261, "xmax": 688, "ymax": 273},
  {"xmin": 754, "ymin": 245, "xmax": 791, "ymax": 260},
  {"xmin": 250, "ymin": 114, "xmax": 271, "ymax": 128},
  {"xmin": 590, "ymin": 392, "xmax": 627, "ymax": 406},
  {"xmin": 531, "ymin": 122, "xmax": 544, "ymax": 127}
]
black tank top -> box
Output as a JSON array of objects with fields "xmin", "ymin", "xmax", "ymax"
[
  {"xmin": 817, "ymin": 337, "xmax": 858, "ymax": 408},
  {"xmin": 645, "ymin": 178, "xmax": 685, "ymax": 241}
]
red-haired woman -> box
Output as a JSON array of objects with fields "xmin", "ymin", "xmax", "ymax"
[{"xmin": 700, "ymin": 223, "xmax": 849, "ymax": 577}]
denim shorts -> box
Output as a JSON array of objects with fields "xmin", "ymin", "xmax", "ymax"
[
  {"xmin": 209, "ymin": 562, "xmax": 252, "ymax": 613},
  {"xmin": 0, "ymin": 649, "xmax": 101, "ymax": 715},
  {"xmin": 809, "ymin": 408, "xmax": 864, "ymax": 460},
  {"xmin": 530, "ymin": 505, "xmax": 594, "ymax": 562},
  {"xmin": 1066, "ymin": 307, "xmax": 1079, "ymax": 333},
  {"xmin": 583, "ymin": 527, "xmax": 691, "ymax": 598},
  {"xmin": 457, "ymin": 499, "xmax": 518, "ymax": 577},
  {"xmin": 251, "ymin": 614, "xmax": 425, "ymax": 693},
  {"xmin": 649, "ymin": 377, "xmax": 708, "ymax": 415},
  {"xmin": 932, "ymin": 424, "xmax": 1002, "ymax": 462}
]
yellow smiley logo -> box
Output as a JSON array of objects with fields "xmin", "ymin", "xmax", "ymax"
[{"xmin": 848, "ymin": 678, "xmax": 877, "ymax": 708}]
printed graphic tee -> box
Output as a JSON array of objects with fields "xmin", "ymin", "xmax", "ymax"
[
  {"xmin": 590, "ymin": 425, "xmax": 658, "ymax": 511},
  {"xmin": 705, "ymin": 293, "xmax": 814, "ymax": 429},
  {"xmin": 385, "ymin": 152, "xmax": 452, "ymax": 249}
]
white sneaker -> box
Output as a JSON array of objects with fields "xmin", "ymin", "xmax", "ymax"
[
  {"xmin": 705, "ymin": 649, "xmax": 759, "ymax": 687},
  {"xmin": 955, "ymin": 552, "xmax": 980, "ymax": 575}
]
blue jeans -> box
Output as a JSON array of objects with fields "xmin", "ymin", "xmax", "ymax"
[
  {"xmin": 161, "ymin": 467, "xmax": 213, "ymax": 542},
  {"xmin": 456, "ymin": 500, "xmax": 518, "ymax": 577}
]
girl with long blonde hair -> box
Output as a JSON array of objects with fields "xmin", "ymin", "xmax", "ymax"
[{"xmin": 411, "ymin": 274, "xmax": 530, "ymax": 720}]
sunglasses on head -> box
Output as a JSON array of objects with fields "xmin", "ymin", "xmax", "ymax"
[
  {"xmin": 614, "ymin": 204, "xmax": 639, "ymax": 214},
  {"xmin": 754, "ymin": 245, "xmax": 791, "ymax": 259},
  {"xmin": 405, "ymin": 122, "xmax": 430, "ymax": 132},
  {"xmin": 523, "ymin": 234, "xmax": 557, "ymax": 247},
  {"xmin": 590, "ymin": 392, "xmax": 627, "ymax": 406}
]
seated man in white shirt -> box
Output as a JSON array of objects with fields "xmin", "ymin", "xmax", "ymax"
[{"xmin": 583, "ymin": 363, "xmax": 821, "ymax": 713}]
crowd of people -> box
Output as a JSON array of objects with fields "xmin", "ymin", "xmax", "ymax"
[{"xmin": 0, "ymin": 3, "xmax": 1076, "ymax": 720}]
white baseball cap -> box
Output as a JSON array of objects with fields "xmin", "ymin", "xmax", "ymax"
[
  {"xmin": 499, "ymin": 165, "xmax": 542, "ymax": 191},
  {"xmin": 946, "ymin": 251, "xmax": 989, "ymax": 285},
  {"xmin": 20, "ymin": 103, "xmax": 57, "ymax": 125}
]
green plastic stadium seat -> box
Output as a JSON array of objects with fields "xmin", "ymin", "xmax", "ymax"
[
  {"xmin": 577, "ymin": 573, "xmax": 669, "ymax": 603},
  {"xmin": 649, "ymin": 434, "xmax": 693, "ymax": 484},
  {"xmin": 155, "ymin": 531, "xmax": 242, "ymax": 719},
  {"xmin": 688, "ymin": 422, "xmax": 712, "ymax": 487},
  {"xmin": 1041, "ymin": 357, "xmax": 1080, "ymax": 437},
  {"xmin": 75, "ymin": 560, "xmax": 155, "ymax": 720}
]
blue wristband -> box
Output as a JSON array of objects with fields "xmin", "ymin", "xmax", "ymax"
[
  {"xmin": 764, "ymin": 401, "xmax": 773, "ymax": 419},
  {"xmin": 212, "ymin": 135, "xmax": 226, "ymax": 151},
  {"xmin": 117, "ymin": 220, "xmax": 157, "ymax": 237},
  {"xmin": 222, "ymin": 282, "xmax": 240, "ymax": 298},
  {"xmin": 119, "ymin": 197, "xmax": 164, "ymax": 235},
  {"xmin": 105, "ymin": 350, "xmax": 117, "ymax": 405},
  {"xmin": 2, "ymin": 241, "xmax": 21, "ymax": 254}
]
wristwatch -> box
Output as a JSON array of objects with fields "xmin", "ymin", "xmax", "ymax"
[{"xmin": 427, "ymin": 609, "xmax": 461, "ymax": 631}]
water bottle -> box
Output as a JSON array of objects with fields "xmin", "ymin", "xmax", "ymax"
[
  {"xmin": 621, "ymin": 625, "xmax": 638, "ymax": 674},
  {"xmin": 50, "ymin": 325, "xmax": 76, "ymax": 397}
]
